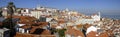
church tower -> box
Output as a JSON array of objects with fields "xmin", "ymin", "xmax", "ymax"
[{"xmin": 98, "ymin": 12, "xmax": 101, "ymax": 21}]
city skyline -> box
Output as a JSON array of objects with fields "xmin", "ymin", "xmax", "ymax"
[
  {"xmin": 0, "ymin": 0, "xmax": 120, "ymax": 15},
  {"xmin": 0, "ymin": 0, "xmax": 120, "ymax": 37}
]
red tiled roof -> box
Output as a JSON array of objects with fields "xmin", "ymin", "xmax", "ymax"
[
  {"xmin": 76, "ymin": 24, "xmax": 83, "ymax": 28},
  {"xmin": 7, "ymin": 16, "xmax": 37, "ymax": 21},
  {"xmin": 87, "ymin": 31, "xmax": 109, "ymax": 37},
  {"xmin": 83, "ymin": 23, "xmax": 91, "ymax": 30},
  {"xmin": 86, "ymin": 31, "xmax": 97, "ymax": 37},
  {"xmin": 40, "ymin": 30, "xmax": 51, "ymax": 35},
  {"xmin": 106, "ymin": 30, "xmax": 114, "ymax": 37},
  {"xmin": 14, "ymin": 32, "xmax": 55, "ymax": 37},
  {"xmin": 65, "ymin": 28, "xmax": 84, "ymax": 37},
  {"xmin": 58, "ymin": 19, "xmax": 65, "ymax": 24},
  {"xmin": 36, "ymin": 22, "xmax": 48, "ymax": 26},
  {"xmin": 98, "ymin": 32, "xmax": 109, "ymax": 37}
]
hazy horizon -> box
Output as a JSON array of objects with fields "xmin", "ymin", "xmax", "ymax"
[{"xmin": 0, "ymin": 0, "xmax": 120, "ymax": 15}]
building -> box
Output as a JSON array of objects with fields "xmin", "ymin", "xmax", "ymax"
[
  {"xmin": 65, "ymin": 27, "xmax": 84, "ymax": 37},
  {"xmin": 75, "ymin": 12, "xmax": 101, "ymax": 25},
  {"xmin": 31, "ymin": 10, "xmax": 42, "ymax": 19},
  {"xmin": 91, "ymin": 12, "xmax": 101, "ymax": 21},
  {"xmin": 20, "ymin": 8, "xmax": 31, "ymax": 16},
  {"xmin": 76, "ymin": 18, "xmax": 94, "ymax": 24},
  {"xmin": 2, "ymin": 7, "xmax": 8, "ymax": 16}
]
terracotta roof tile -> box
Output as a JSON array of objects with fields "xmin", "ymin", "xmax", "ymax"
[
  {"xmin": 65, "ymin": 28, "xmax": 84, "ymax": 37},
  {"xmin": 86, "ymin": 31, "xmax": 97, "ymax": 37},
  {"xmin": 83, "ymin": 24, "xmax": 91, "ymax": 30},
  {"xmin": 76, "ymin": 24, "xmax": 83, "ymax": 28},
  {"xmin": 15, "ymin": 32, "xmax": 55, "ymax": 37},
  {"xmin": 98, "ymin": 32, "xmax": 109, "ymax": 37}
]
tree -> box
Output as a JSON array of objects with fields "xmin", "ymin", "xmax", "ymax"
[
  {"xmin": 6, "ymin": 2, "xmax": 16, "ymax": 37},
  {"xmin": 7, "ymin": 2, "xmax": 16, "ymax": 29},
  {"xmin": 2, "ymin": 18, "xmax": 16, "ymax": 29},
  {"xmin": 7, "ymin": 2, "xmax": 16, "ymax": 15},
  {"xmin": 58, "ymin": 29, "xmax": 66, "ymax": 37}
]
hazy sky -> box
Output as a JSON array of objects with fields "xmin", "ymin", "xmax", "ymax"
[{"xmin": 0, "ymin": 0, "xmax": 120, "ymax": 15}]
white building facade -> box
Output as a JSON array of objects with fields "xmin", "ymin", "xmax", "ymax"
[{"xmin": 31, "ymin": 10, "xmax": 43, "ymax": 19}]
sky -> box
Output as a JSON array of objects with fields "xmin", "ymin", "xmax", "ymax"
[{"xmin": 0, "ymin": 0, "xmax": 120, "ymax": 15}]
